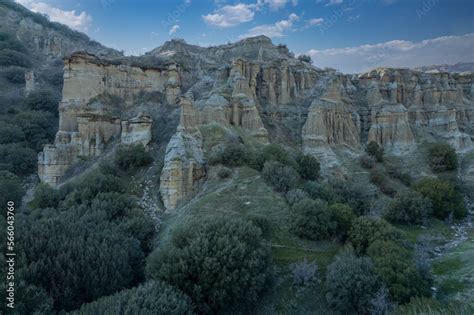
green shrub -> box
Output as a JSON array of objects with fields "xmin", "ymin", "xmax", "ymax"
[
  {"xmin": 297, "ymin": 54, "xmax": 312, "ymax": 63},
  {"xmin": 428, "ymin": 143, "xmax": 458, "ymax": 172},
  {"xmin": 385, "ymin": 191, "xmax": 432, "ymax": 224},
  {"xmin": 252, "ymin": 143, "xmax": 295, "ymax": 170},
  {"xmin": 367, "ymin": 240, "xmax": 432, "ymax": 304},
  {"xmin": 33, "ymin": 183, "xmax": 60, "ymax": 208},
  {"xmin": 0, "ymin": 123, "xmax": 25, "ymax": 144},
  {"xmin": 0, "ymin": 143, "xmax": 37, "ymax": 175},
  {"xmin": 248, "ymin": 214, "xmax": 271, "ymax": 236},
  {"xmin": 2, "ymin": 66, "xmax": 25, "ymax": 84},
  {"xmin": 385, "ymin": 162, "xmax": 412, "ymax": 185},
  {"xmin": 0, "ymin": 170, "xmax": 24, "ymax": 207},
  {"xmin": 330, "ymin": 203, "xmax": 356, "ymax": 241},
  {"xmin": 13, "ymin": 110, "xmax": 57, "ymax": 151},
  {"xmin": 24, "ymin": 90, "xmax": 59, "ymax": 113},
  {"xmin": 286, "ymin": 188, "xmax": 309, "ymax": 206},
  {"xmin": 72, "ymin": 281, "xmax": 194, "ymax": 315},
  {"xmin": 366, "ymin": 141, "xmax": 384, "ymax": 162},
  {"xmin": 349, "ymin": 216, "xmax": 399, "ymax": 255},
  {"xmin": 303, "ymin": 181, "xmax": 339, "ymax": 203},
  {"xmin": 209, "ymin": 141, "xmax": 249, "ymax": 167},
  {"xmin": 370, "ymin": 170, "xmax": 397, "ymax": 197},
  {"xmin": 331, "ymin": 179, "xmax": 372, "ymax": 215},
  {"xmin": 114, "ymin": 144, "xmax": 153, "ymax": 171},
  {"xmin": 412, "ymin": 178, "xmax": 466, "ymax": 219},
  {"xmin": 0, "ymin": 49, "xmax": 31, "ymax": 67},
  {"xmin": 217, "ymin": 166, "xmax": 232, "ymax": 179},
  {"xmin": 326, "ymin": 248, "xmax": 379, "ymax": 314},
  {"xmin": 0, "ymin": 32, "xmax": 26, "ymax": 52},
  {"xmin": 146, "ymin": 217, "xmax": 271, "ymax": 313},
  {"xmin": 295, "ymin": 154, "xmax": 320, "ymax": 180},
  {"xmin": 262, "ymin": 161, "xmax": 299, "ymax": 193},
  {"xmin": 392, "ymin": 297, "xmax": 474, "ymax": 315},
  {"xmin": 290, "ymin": 198, "xmax": 336, "ymax": 240}
]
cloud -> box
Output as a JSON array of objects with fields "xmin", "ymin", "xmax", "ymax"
[
  {"xmin": 262, "ymin": 0, "xmax": 288, "ymax": 10},
  {"xmin": 202, "ymin": 3, "xmax": 256, "ymax": 27},
  {"xmin": 169, "ymin": 24, "xmax": 180, "ymax": 35},
  {"xmin": 240, "ymin": 13, "xmax": 299, "ymax": 38},
  {"xmin": 305, "ymin": 33, "xmax": 474, "ymax": 73},
  {"xmin": 306, "ymin": 18, "xmax": 324, "ymax": 26},
  {"xmin": 15, "ymin": 0, "xmax": 92, "ymax": 32}
]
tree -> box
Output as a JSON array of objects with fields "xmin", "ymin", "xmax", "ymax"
[
  {"xmin": 114, "ymin": 144, "xmax": 153, "ymax": 171},
  {"xmin": 325, "ymin": 248, "xmax": 379, "ymax": 314},
  {"xmin": 349, "ymin": 216, "xmax": 399, "ymax": 255},
  {"xmin": 0, "ymin": 123, "xmax": 25, "ymax": 144},
  {"xmin": 385, "ymin": 190, "xmax": 432, "ymax": 224},
  {"xmin": 290, "ymin": 198, "xmax": 336, "ymax": 240},
  {"xmin": 412, "ymin": 178, "xmax": 466, "ymax": 219},
  {"xmin": 366, "ymin": 141, "xmax": 384, "ymax": 162},
  {"xmin": 330, "ymin": 203, "xmax": 356, "ymax": 241},
  {"xmin": 13, "ymin": 110, "xmax": 57, "ymax": 151},
  {"xmin": 298, "ymin": 54, "xmax": 312, "ymax": 63},
  {"xmin": 146, "ymin": 217, "xmax": 271, "ymax": 313},
  {"xmin": 262, "ymin": 161, "xmax": 299, "ymax": 193},
  {"xmin": 24, "ymin": 90, "xmax": 59, "ymax": 114},
  {"xmin": 72, "ymin": 281, "xmax": 194, "ymax": 315},
  {"xmin": 295, "ymin": 154, "xmax": 320, "ymax": 180},
  {"xmin": 252, "ymin": 143, "xmax": 295, "ymax": 170},
  {"xmin": 2, "ymin": 66, "xmax": 25, "ymax": 84},
  {"xmin": 0, "ymin": 143, "xmax": 37, "ymax": 175},
  {"xmin": 428, "ymin": 143, "xmax": 458, "ymax": 172},
  {"xmin": 0, "ymin": 49, "xmax": 31, "ymax": 67},
  {"xmin": 33, "ymin": 183, "xmax": 60, "ymax": 208},
  {"xmin": 0, "ymin": 171, "xmax": 24, "ymax": 208},
  {"xmin": 367, "ymin": 240, "xmax": 432, "ymax": 304}
]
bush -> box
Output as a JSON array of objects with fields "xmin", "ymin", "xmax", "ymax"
[
  {"xmin": 0, "ymin": 171, "xmax": 24, "ymax": 208},
  {"xmin": 286, "ymin": 188, "xmax": 309, "ymax": 206},
  {"xmin": 13, "ymin": 110, "xmax": 57, "ymax": 151},
  {"xmin": 331, "ymin": 179, "xmax": 372, "ymax": 215},
  {"xmin": 2, "ymin": 66, "xmax": 25, "ymax": 84},
  {"xmin": 0, "ymin": 32, "xmax": 26, "ymax": 52},
  {"xmin": 325, "ymin": 248, "xmax": 379, "ymax": 314},
  {"xmin": 209, "ymin": 141, "xmax": 249, "ymax": 167},
  {"xmin": 349, "ymin": 216, "xmax": 399, "ymax": 255},
  {"xmin": 303, "ymin": 181, "xmax": 339, "ymax": 203},
  {"xmin": 146, "ymin": 217, "xmax": 271, "ymax": 313},
  {"xmin": 295, "ymin": 154, "xmax": 320, "ymax": 180},
  {"xmin": 114, "ymin": 144, "xmax": 153, "ymax": 171},
  {"xmin": 262, "ymin": 161, "xmax": 299, "ymax": 193},
  {"xmin": 72, "ymin": 281, "xmax": 194, "ymax": 315},
  {"xmin": 0, "ymin": 49, "xmax": 31, "ymax": 68},
  {"xmin": 24, "ymin": 90, "xmax": 59, "ymax": 113},
  {"xmin": 385, "ymin": 191, "xmax": 432, "ymax": 224},
  {"xmin": 297, "ymin": 54, "xmax": 312, "ymax": 63},
  {"xmin": 366, "ymin": 141, "xmax": 384, "ymax": 162},
  {"xmin": 248, "ymin": 214, "xmax": 271, "ymax": 236},
  {"xmin": 330, "ymin": 203, "xmax": 356, "ymax": 241},
  {"xmin": 252, "ymin": 144, "xmax": 295, "ymax": 170},
  {"xmin": 412, "ymin": 178, "xmax": 466, "ymax": 220},
  {"xmin": 33, "ymin": 183, "xmax": 60, "ymax": 208},
  {"xmin": 370, "ymin": 170, "xmax": 397, "ymax": 197},
  {"xmin": 428, "ymin": 143, "xmax": 458, "ymax": 172},
  {"xmin": 217, "ymin": 166, "xmax": 232, "ymax": 179},
  {"xmin": 385, "ymin": 162, "xmax": 412, "ymax": 185},
  {"xmin": 290, "ymin": 198, "xmax": 336, "ymax": 240},
  {"xmin": 367, "ymin": 240, "xmax": 432, "ymax": 304},
  {"xmin": 0, "ymin": 143, "xmax": 37, "ymax": 175},
  {"xmin": 0, "ymin": 123, "xmax": 25, "ymax": 144}
]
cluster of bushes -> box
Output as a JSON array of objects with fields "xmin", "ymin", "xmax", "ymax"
[
  {"xmin": 7, "ymin": 169, "xmax": 155, "ymax": 313},
  {"xmin": 113, "ymin": 143, "xmax": 153, "ymax": 172},
  {"xmin": 325, "ymin": 216, "xmax": 432, "ymax": 314},
  {"xmin": 428, "ymin": 143, "xmax": 457, "ymax": 172},
  {"xmin": 146, "ymin": 216, "xmax": 272, "ymax": 313}
]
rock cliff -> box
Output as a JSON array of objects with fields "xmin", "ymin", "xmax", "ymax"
[{"xmin": 38, "ymin": 36, "xmax": 474, "ymax": 210}]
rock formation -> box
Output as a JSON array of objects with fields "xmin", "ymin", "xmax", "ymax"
[{"xmin": 37, "ymin": 36, "xmax": 474, "ymax": 211}]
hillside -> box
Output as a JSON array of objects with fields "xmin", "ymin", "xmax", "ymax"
[{"xmin": 1, "ymin": 1, "xmax": 474, "ymax": 314}]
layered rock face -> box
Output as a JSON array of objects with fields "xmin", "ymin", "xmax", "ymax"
[
  {"xmin": 38, "ymin": 52, "xmax": 181, "ymax": 185},
  {"xmin": 39, "ymin": 36, "xmax": 474, "ymax": 211}
]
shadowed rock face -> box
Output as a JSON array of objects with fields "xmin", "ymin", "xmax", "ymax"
[{"xmin": 37, "ymin": 36, "xmax": 474, "ymax": 210}]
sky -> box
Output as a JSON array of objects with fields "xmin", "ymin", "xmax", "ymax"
[{"xmin": 15, "ymin": 0, "xmax": 474, "ymax": 73}]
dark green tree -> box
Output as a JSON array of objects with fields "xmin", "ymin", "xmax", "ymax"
[
  {"xmin": 262, "ymin": 161, "xmax": 299, "ymax": 193},
  {"xmin": 349, "ymin": 216, "xmax": 399, "ymax": 255},
  {"xmin": 366, "ymin": 141, "xmax": 384, "ymax": 162},
  {"xmin": 295, "ymin": 154, "xmax": 320, "ymax": 180},
  {"xmin": 0, "ymin": 170, "xmax": 24, "ymax": 208},
  {"xmin": 146, "ymin": 217, "xmax": 271, "ymax": 313},
  {"xmin": 290, "ymin": 198, "xmax": 336, "ymax": 240},
  {"xmin": 385, "ymin": 190, "xmax": 432, "ymax": 224}
]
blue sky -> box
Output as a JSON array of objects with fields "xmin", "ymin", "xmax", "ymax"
[{"xmin": 16, "ymin": 0, "xmax": 474, "ymax": 73}]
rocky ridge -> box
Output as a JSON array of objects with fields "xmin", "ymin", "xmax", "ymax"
[{"xmin": 37, "ymin": 36, "xmax": 474, "ymax": 210}]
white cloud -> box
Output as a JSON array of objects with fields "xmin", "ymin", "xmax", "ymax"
[
  {"xmin": 326, "ymin": 0, "xmax": 343, "ymax": 6},
  {"xmin": 306, "ymin": 18, "xmax": 324, "ymax": 26},
  {"xmin": 262, "ymin": 0, "xmax": 288, "ymax": 10},
  {"xmin": 202, "ymin": 3, "xmax": 256, "ymax": 27},
  {"xmin": 305, "ymin": 33, "xmax": 474, "ymax": 73},
  {"xmin": 15, "ymin": 0, "xmax": 92, "ymax": 32},
  {"xmin": 240, "ymin": 13, "xmax": 299, "ymax": 38},
  {"xmin": 169, "ymin": 24, "xmax": 180, "ymax": 35}
]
